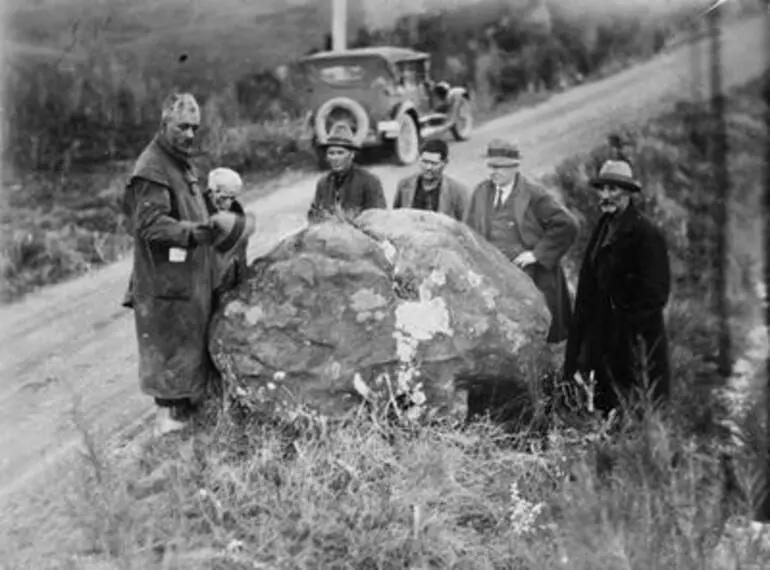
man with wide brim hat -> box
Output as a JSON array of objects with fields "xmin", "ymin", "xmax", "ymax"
[
  {"xmin": 589, "ymin": 159, "xmax": 642, "ymax": 193},
  {"xmin": 563, "ymin": 159, "xmax": 672, "ymax": 418},
  {"xmin": 307, "ymin": 122, "xmax": 386, "ymax": 223},
  {"xmin": 483, "ymin": 138, "xmax": 522, "ymax": 168},
  {"xmin": 318, "ymin": 121, "xmax": 361, "ymax": 151}
]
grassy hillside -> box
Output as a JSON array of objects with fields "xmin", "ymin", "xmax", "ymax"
[{"xmin": 9, "ymin": 72, "xmax": 768, "ymax": 570}]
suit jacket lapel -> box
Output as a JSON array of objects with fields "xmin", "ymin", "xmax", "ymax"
[
  {"xmin": 402, "ymin": 174, "xmax": 419, "ymax": 208},
  {"xmin": 437, "ymin": 176, "xmax": 451, "ymax": 214},
  {"xmin": 482, "ymin": 180, "xmax": 496, "ymax": 238},
  {"xmin": 600, "ymin": 204, "xmax": 637, "ymax": 251},
  {"xmin": 511, "ymin": 174, "xmax": 532, "ymax": 229}
]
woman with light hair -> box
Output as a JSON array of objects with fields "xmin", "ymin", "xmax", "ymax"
[{"xmin": 206, "ymin": 167, "xmax": 255, "ymax": 310}]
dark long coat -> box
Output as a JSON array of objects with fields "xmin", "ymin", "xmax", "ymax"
[
  {"xmin": 212, "ymin": 198, "xmax": 249, "ymax": 312},
  {"xmin": 464, "ymin": 175, "xmax": 578, "ymax": 343},
  {"xmin": 122, "ymin": 136, "xmax": 217, "ymax": 401},
  {"xmin": 563, "ymin": 204, "xmax": 672, "ymax": 414},
  {"xmin": 307, "ymin": 164, "xmax": 386, "ymax": 223}
]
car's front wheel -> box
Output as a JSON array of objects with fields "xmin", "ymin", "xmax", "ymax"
[{"xmin": 391, "ymin": 114, "xmax": 420, "ymax": 166}]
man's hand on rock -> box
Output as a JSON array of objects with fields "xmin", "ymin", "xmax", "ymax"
[{"xmin": 513, "ymin": 251, "xmax": 537, "ymax": 268}]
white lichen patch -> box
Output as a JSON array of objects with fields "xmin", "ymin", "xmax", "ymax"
[
  {"xmin": 350, "ymin": 288, "xmax": 389, "ymax": 318},
  {"xmin": 224, "ymin": 299, "xmax": 265, "ymax": 325},
  {"xmin": 326, "ymin": 361, "xmax": 342, "ymax": 380},
  {"xmin": 379, "ymin": 240, "xmax": 398, "ymax": 265},
  {"xmin": 485, "ymin": 288, "xmax": 499, "ymax": 309},
  {"xmin": 388, "ymin": 280, "xmax": 454, "ymax": 422},
  {"xmin": 418, "ymin": 269, "xmax": 447, "ymax": 301},
  {"xmin": 467, "ymin": 270, "xmax": 483, "ymax": 288},
  {"xmin": 394, "ymin": 298, "xmax": 452, "ymax": 342},
  {"xmin": 497, "ymin": 314, "xmax": 525, "ymax": 352}
]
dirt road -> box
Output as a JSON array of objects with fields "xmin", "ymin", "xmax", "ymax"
[{"xmin": 0, "ymin": 14, "xmax": 766, "ymax": 556}]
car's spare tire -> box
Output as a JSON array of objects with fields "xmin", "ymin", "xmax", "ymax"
[{"xmin": 314, "ymin": 97, "xmax": 370, "ymax": 147}]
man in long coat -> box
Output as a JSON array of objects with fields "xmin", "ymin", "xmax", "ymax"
[
  {"xmin": 464, "ymin": 139, "xmax": 578, "ymax": 344},
  {"xmin": 307, "ymin": 123, "xmax": 386, "ymax": 223},
  {"xmin": 563, "ymin": 160, "xmax": 672, "ymax": 416},
  {"xmin": 122, "ymin": 92, "xmax": 218, "ymax": 436},
  {"xmin": 392, "ymin": 138, "xmax": 468, "ymax": 221}
]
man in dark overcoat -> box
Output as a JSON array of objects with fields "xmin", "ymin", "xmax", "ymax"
[
  {"xmin": 307, "ymin": 123, "xmax": 386, "ymax": 223},
  {"xmin": 464, "ymin": 139, "xmax": 579, "ymax": 344},
  {"xmin": 122, "ymin": 92, "xmax": 219, "ymax": 437},
  {"xmin": 392, "ymin": 139, "xmax": 468, "ymax": 221},
  {"xmin": 563, "ymin": 160, "xmax": 672, "ymax": 416}
]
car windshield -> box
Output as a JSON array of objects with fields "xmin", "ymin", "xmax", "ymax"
[{"xmin": 305, "ymin": 57, "xmax": 390, "ymax": 87}]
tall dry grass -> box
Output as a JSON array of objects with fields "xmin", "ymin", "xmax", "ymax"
[{"xmin": 5, "ymin": 65, "xmax": 769, "ymax": 570}]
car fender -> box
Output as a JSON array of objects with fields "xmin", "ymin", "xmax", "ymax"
[
  {"xmin": 448, "ymin": 86, "xmax": 470, "ymax": 101},
  {"xmin": 390, "ymin": 100, "xmax": 418, "ymax": 122},
  {"xmin": 446, "ymin": 87, "xmax": 472, "ymax": 124}
]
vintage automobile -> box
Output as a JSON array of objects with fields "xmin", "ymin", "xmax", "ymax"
[{"xmin": 297, "ymin": 46, "xmax": 474, "ymax": 168}]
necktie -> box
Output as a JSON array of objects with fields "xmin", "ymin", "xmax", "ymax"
[{"xmin": 495, "ymin": 187, "xmax": 505, "ymax": 210}]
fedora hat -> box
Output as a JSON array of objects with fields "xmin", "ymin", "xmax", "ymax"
[
  {"xmin": 319, "ymin": 122, "xmax": 359, "ymax": 151},
  {"xmin": 590, "ymin": 160, "xmax": 642, "ymax": 193},
  {"xmin": 484, "ymin": 138, "xmax": 521, "ymax": 167},
  {"xmin": 209, "ymin": 210, "xmax": 257, "ymax": 254}
]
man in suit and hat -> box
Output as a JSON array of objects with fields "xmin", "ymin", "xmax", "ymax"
[
  {"xmin": 563, "ymin": 160, "xmax": 672, "ymax": 417},
  {"xmin": 465, "ymin": 139, "xmax": 579, "ymax": 345},
  {"xmin": 307, "ymin": 123, "xmax": 386, "ymax": 223},
  {"xmin": 392, "ymin": 138, "xmax": 468, "ymax": 221}
]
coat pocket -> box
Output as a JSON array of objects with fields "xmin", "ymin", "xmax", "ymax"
[{"xmin": 149, "ymin": 245, "xmax": 194, "ymax": 300}]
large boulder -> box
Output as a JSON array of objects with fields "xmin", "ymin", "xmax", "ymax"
[{"xmin": 208, "ymin": 209, "xmax": 549, "ymax": 421}]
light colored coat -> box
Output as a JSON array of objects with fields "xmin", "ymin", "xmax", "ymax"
[{"xmin": 392, "ymin": 173, "xmax": 469, "ymax": 221}]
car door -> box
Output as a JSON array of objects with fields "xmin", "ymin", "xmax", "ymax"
[{"xmin": 396, "ymin": 59, "xmax": 431, "ymax": 120}]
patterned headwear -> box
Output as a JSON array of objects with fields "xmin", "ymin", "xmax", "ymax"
[
  {"xmin": 208, "ymin": 167, "xmax": 243, "ymax": 197},
  {"xmin": 161, "ymin": 92, "xmax": 200, "ymax": 125}
]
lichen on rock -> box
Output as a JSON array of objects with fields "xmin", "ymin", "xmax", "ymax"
[{"xmin": 209, "ymin": 209, "xmax": 549, "ymax": 422}]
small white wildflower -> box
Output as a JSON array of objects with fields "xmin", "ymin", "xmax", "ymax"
[
  {"xmin": 273, "ymin": 370, "xmax": 286, "ymax": 381},
  {"xmin": 225, "ymin": 539, "xmax": 245, "ymax": 555},
  {"xmin": 267, "ymin": 382, "xmax": 276, "ymax": 391},
  {"xmin": 411, "ymin": 388, "xmax": 427, "ymax": 406},
  {"xmin": 353, "ymin": 372, "xmax": 375, "ymax": 401},
  {"xmin": 405, "ymin": 406, "xmax": 424, "ymax": 422},
  {"xmin": 509, "ymin": 482, "xmax": 544, "ymax": 537},
  {"xmin": 234, "ymin": 386, "xmax": 249, "ymax": 398}
]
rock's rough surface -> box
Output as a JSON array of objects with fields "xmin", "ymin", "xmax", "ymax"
[{"xmin": 209, "ymin": 209, "xmax": 549, "ymax": 420}]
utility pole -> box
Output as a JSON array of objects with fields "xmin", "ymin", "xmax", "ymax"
[
  {"xmin": 757, "ymin": 0, "xmax": 770, "ymax": 523},
  {"xmin": 707, "ymin": 3, "xmax": 732, "ymax": 379},
  {"xmin": 332, "ymin": 0, "xmax": 348, "ymax": 52}
]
